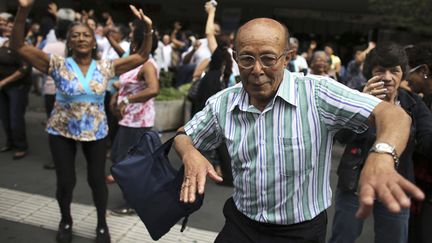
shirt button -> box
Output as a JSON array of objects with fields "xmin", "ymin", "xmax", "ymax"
[{"xmin": 260, "ymin": 140, "xmax": 265, "ymax": 145}]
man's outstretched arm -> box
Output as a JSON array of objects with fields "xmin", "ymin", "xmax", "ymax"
[{"xmin": 357, "ymin": 101, "xmax": 424, "ymax": 219}]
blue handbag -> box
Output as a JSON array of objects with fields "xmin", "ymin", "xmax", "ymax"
[{"xmin": 111, "ymin": 131, "xmax": 204, "ymax": 241}]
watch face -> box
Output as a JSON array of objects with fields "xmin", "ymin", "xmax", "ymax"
[{"xmin": 375, "ymin": 143, "xmax": 393, "ymax": 153}]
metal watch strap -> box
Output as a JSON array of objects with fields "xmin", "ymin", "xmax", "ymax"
[{"xmin": 369, "ymin": 143, "xmax": 400, "ymax": 169}]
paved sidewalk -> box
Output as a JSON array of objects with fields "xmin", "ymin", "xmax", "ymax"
[{"xmin": 0, "ymin": 187, "xmax": 217, "ymax": 243}]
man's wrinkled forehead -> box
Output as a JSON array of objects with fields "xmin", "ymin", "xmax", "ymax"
[{"xmin": 234, "ymin": 18, "xmax": 289, "ymax": 50}]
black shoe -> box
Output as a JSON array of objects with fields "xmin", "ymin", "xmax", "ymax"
[
  {"xmin": 56, "ymin": 222, "xmax": 72, "ymax": 243},
  {"xmin": 43, "ymin": 162, "xmax": 56, "ymax": 170},
  {"xmin": 12, "ymin": 151, "xmax": 27, "ymax": 160},
  {"xmin": 95, "ymin": 227, "xmax": 111, "ymax": 243},
  {"xmin": 111, "ymin": 206, "xmax": 135, "ymax": 216}
]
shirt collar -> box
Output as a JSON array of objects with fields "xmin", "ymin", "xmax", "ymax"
[{"xmin": 228, "ymin": 70, "xmax": 298, "ymax": 112}]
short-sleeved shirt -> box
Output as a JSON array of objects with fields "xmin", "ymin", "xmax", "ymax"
[
  {"xmin": 47, "ymin": 54, "xmax": 115, "ymax": 141},
  {"xmin": 118, "ymin": 58, "xmax": 159, "ymax": 128},
  {"xmin": 42, "ymin": 41, "xmax": 66, "ymax": 95},
  {"xmin": 181, "ymin": 38, "xmax": 212, "ymax": 65},
  {"xmin": 185, "ymin": 70, "xmax": 381, "ymax": 225}
]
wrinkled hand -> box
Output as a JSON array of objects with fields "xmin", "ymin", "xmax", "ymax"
[
  {"xmin": 356, "ymin": 153, "xmax": 424, "ymax": 219},
  {"xmin": 129, "ymin": 5, "xmax": 153, "ymax": 30},
  {"xmin": 180, "ymin": 149, "xmax": 223, "ymax": 203},
  {"xmin": 18, "ymin": 0, "xmax": 33, "ymax": 8},
  {"xmin": 363, "ymin": 75, "xmax": 387, "ymax": 99}
]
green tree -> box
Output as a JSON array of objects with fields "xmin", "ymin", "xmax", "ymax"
[{"xmin": 369, "ymin": 0, "xmax": 432, "ymax": 34}]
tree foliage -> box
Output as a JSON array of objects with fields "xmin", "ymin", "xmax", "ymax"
[{"xmin": 369, "ymin": 0, "xmax": 432, "ymax": 34}]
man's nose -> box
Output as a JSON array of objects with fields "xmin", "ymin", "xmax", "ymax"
[{"xmin": 250, "ymin": 59, "xmax": 264, "ymax": 75}]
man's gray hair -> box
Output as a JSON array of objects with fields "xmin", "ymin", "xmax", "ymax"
[{"xmin": 289, "ymin": 37, "xmax": 299, "ymax": 46}]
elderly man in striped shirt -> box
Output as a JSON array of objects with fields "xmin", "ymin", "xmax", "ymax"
[{"xmin": 174, "ymin": 18, "xmax": 424, "ymax": 243}]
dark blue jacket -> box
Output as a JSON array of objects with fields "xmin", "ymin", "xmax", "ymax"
[{"xmin": 335, "ymin": 89, "xmax": 432, "ymax": 192}]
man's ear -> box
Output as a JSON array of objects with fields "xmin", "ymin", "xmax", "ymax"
[{"xmin": 283, "ymin": 50, "xmax": 293, "ymax": 67}]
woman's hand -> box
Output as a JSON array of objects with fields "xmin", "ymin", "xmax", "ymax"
[
  {"xmin": 18, "ymin": 0, "xmax": 34, "ymax": 8},
  {"xmin": 129, "ymin": 5, "xmax": 152, "ymax": 30},
  {"xmin": 204, "ymin": 1, "xmax": 216, "ymax": 14},
  {"xmin": 109, "ymin": 93, "xmax": 121, "ymax": 119},
  {"xmin": 363, "ymin": 75, "xmax": 387, "ymax": 99},
  {"xmin": 47, "ymin": 2, "xmax": 58, "ymax": 17}
]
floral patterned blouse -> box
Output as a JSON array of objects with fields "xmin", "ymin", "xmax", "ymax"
[
  {"xmin": 118, "ymin": 58, "xmax": 159, "ymax": 128},
  {"xmin": 47, "ymin": 54, "xmax": 115, "ymax": 141}
]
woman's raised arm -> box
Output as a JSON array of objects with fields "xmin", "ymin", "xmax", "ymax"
[
  {"xmin": 113, "ymin": 5, "xmax": 152, "ymax": 76},
  {"xmin": 204, "ymin": 1, "xmax": 217, "ymax": 54},
  {"xmin": 10, "ymin": 0, "xmax": 50, "ymax": 74}
]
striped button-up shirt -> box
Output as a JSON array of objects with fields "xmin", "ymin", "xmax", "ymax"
[{"xmin": 185, "ymin": 70, "xmax": 381, "ymax": 225}]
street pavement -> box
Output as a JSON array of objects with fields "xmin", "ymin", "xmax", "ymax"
[{"xmin": 0, "ymin": 93, "xmax": 374, "ymax": 242}]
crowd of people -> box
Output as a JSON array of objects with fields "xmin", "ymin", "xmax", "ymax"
[{"xmin": 0, "ymin": 0, "xmax": 431, "ymax": 243}]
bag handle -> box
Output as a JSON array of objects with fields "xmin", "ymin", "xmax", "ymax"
[
  {"xmin": 153, "ymin": 131, "xmax": 188, "ymax": 157},
  {"xmin": 128, "ymin": 130, "xmax": 160, "ymax": 154}
]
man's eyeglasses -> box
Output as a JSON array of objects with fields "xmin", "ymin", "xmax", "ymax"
[
  {"xmin": 409, "ymin": 64, "xmax": 425, "ymax": 74},
  {"xmin": 235, "ymin": 51, "xmax": 288, "ymax": 69}
]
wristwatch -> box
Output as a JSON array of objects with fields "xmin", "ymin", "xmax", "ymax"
[
  {"xmin": 369, "ymin": 143, "xmax": 400, "ymax": 169},
  {"xmin": 121, "ymin": 96, "xmax": 130, "ymax": 105}
]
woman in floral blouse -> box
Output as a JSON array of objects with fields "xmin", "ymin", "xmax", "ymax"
[{"xmin": 10, "ymin": 1, "xmax": 153, "ymax": 242}]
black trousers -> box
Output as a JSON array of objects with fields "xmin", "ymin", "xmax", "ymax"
[
  {"xmin": 409, "ymin": 200, "xmax": 432, "ymax": 243},
  {"xmin": 48, "ymin": 134, "xmax": 108, "ymax": 226},
  {"xmin": 0, "ymin": 85, "xmax": 29, "ymax": 151},
  {"xmin": 215, "ymin": 198, "xmax": 327, "ymax": 243},
  {"xmin": 44, "ymin": 94, "xmax": 55, "ymax": 118},
  {"xmin": 104, "ymin": 91, "xmax": 118, "ymax": 145}
]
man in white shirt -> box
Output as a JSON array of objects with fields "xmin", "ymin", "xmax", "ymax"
[
  {"xmin": 154, "ymin": 33, "xmax": 173, "ymax": 72},
  {"xmin": 288, "ymin": 37, "xmax": 308, "ymax": 74}
]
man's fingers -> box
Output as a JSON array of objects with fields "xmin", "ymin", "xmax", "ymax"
[
  {"xmin": 180, "ymin": 177, "xmax": 189, "ymax": 202},
  {"xmin": 356, "ymin": 202, "xmax": 373, "ymax": 219},
  {"xmin": 207, "ymin": 166, "xmax": 223, "ymax": 183},
  {"xmin": 377, "ymin": 185, "xmax": 401, "ymax": 213},
  {"xmin": 356, "ymin": 184, "xmax": 375, "ymax": 219},
  {"xmin": 388, "ymin": 183, "xmax": 411, "ymax": 208},
  {"xmin": 196, "ymin": 171, "xmax": 207, "ymax": 195},
  {"xmin": 187, "ymin": 175, "xmax": 197, "ymax": 202},
  {"xmin": 399, "ymin": 178, "xmax": 425, "ymax": 201}
]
